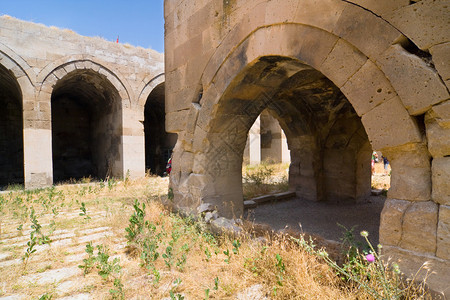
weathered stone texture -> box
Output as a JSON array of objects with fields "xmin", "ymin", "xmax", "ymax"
[
  {"xmin": 377, "ymin": 44, "xmax": 449, "ymax": 115},
  {"xmin": 432, "ymin": 157, "xmax": 450, "ymax": 205},
  {"xmin": 426, "ymin": 109, "xmax": 450, "ymax": 158},
  {"xmin": 437, "ymin": 205, "xmax": 450, "ymax": 260},
  {"xmin": 430, "ymin": 43, "xmax": 450, "ymax": 90},
  {"xmin": 383, "ymin": 246, "xmax": 450, "ymax": 296},
  {"xmin": 400, "ymin": 201, "xmax": 438, "ymax": 254},
  {"xmin": 361, "ymin": 97, "xmax": 422, "ymax": 150},
  {"xmin": 383, "ymin": 0, "xmax": 450, "ymax": 50},
  {"xmin": 384, "ymin": 143, "xmax": 431, "ymax": 201},
  {"xmin": 379, "ymin": 198, "xmax": 411, "ymax": 246}
]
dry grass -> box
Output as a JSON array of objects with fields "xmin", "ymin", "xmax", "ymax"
[
  {"xmin": 0, "ymin": 175, "xmax": 428, "ymax": 299},
  {"xmin": 242, "ymin": 162, "xmax": 290, "ymax": 199}
]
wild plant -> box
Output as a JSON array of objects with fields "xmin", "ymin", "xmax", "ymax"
[
  {"xmin": 223, "ymin": 249, "xmax": 231, "ymax": 264},
  {"xmin": 22, "ymin": 208, "xmax": 52, "ymax": 272},
  {"xmin": 291, "ymin": 231, "xmax": 427, "ymax": 299},
  {"xmin": 79, "ymin": 202, "xmax": 91, "ymax": 220},
  {"xmin": 274, "ymin": 253, "xmax": 286, "ymax": 290},
  {"xmin": 79, "ymin": 242, "xmax": 96, "ymax": 275},
  {"xmin": 232, "ymin": 240, "xmax": 241, "ymax": 255},
  {"xmin": 78, "ymin": 242, "xmax": 124, "ymax": 298}
]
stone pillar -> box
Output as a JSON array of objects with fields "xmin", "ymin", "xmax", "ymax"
[
  {"xmin": 23, "ymin": 87, "xmax": 53, "ymax": 189},
  {"xmin": 248, "ymin": 115, "xmax": 261, "ymax": 164},
  {"xmin": 281, "ymin": 129, "xmax": 290, "ymax": 163},
  {"xmin": 121, "ymin": 107, "xmax": 145, "ymax": 179}
]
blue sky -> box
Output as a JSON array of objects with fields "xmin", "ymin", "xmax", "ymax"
[{"xmin": 0, "ymin": 0, "xmax": 165, "ymax": 53}]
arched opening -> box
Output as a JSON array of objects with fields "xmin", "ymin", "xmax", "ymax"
[
  {"xmin": 243, "ymin": 109, "xmax": 291, "ymax": 199},
  {"xmin": 206, "ymin": 56, "xmax": 383, "ymax": 243},
  {"xmin": 144, "ymin": 83, "xmax": 177, "ymax": 175},
  {"xmin": 0, "ymin": 64, "xmax": 24, "ymax": 188},
  {"xmin": 371, "ymin": 151, "xmax": 392, "ymax": 192},
  {"xmin": 51, "ymin": 69, "xmax": 123, "ymax": 182}
]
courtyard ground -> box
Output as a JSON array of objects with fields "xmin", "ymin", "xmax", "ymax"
[{"xmin": 0, "ymin": 169, "xmax": 419, "ymax": 300}]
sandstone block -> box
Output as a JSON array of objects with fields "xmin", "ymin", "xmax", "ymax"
[
  {"xmin": 377, "ymin": 44, "xmax": 449, "ymax": 115},
  {"xmin": 342, "ymin": 60, "xmax": 396, "ymax": 116},
  {"xmin": 210, "ymin": 217, "xmax": 242, "ymax": 236},
  {"xmin": 432, "ymin": 157, "xmax": 450, "ymax": 205},
  {"xmin": 345, "ymin": 0, "xmax": 409, "ymax": 16},
  {"xmin": 265, "ymin": 0, "xmax": 300, "ymax": 25},
  {"xmin": 319, "ymin": 38, "xmax": 367, "ymax": 88},
  {"xmin": 383, "ymin": 246, "xmax": 450, "ymax": 297},
  {"xmin": 437, "ymin": 205, "xmax": 450, "ymax": 260},
  {"xmin": 361, "ymin": 97, "xmax": 422, "ymax": 149},
  {"xmin": 426, "ymin": 115, "xmax": 450, "ymax": 158},
  {"xmin": 293, "ymin": 0, "xmax": 346, "ymax": 32},
  {"xmin": 384, "ymin": 143, "xmax": 431, "ymax": 201},
  {"xmin": 430, "ymin": 42, "xmax": 450, "ymax": 86},
  {"xmin": 429, "ymin": 101, "xmax": 450, "ymax": 128},
  {"xmin": 384, "ymin": 0, "xmax": 449, "ymax": 49},
  {"xmin": 333, "ymin": 4, "xmax": 402, "ymax": 59},
  {"xmin": 379, "ymin": 198, "xmax": 411, "ymax": 246},
  {"xmin": 400, "ymin": 201, "xmax": 438, "ymax": 255},
  {"xmin": 197, "ymin": 203, "xmax": 216, "ymax": 214},
  {"xmin": 166, "ymin": 109, "xmax": 188, "ymax": 133}
]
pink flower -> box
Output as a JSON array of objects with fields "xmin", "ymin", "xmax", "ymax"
[{"xmin": 366, "ymin": 254, "xmax": 375, "ymax": 263}]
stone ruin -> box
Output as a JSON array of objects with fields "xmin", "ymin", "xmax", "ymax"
[
  {"xmin": 0, "ymin": 15, "xmax": 175, "ymax": 189},
  {"xmin": 0, "ymin": 0, "xmax": 449, "ymax": 295},
  {"xmin": 163, "ymin": 0, "xmax": 449, "ymax": 295}
]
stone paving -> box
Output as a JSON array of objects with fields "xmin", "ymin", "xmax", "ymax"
[{"xmin": 0, "ymin": 207, "xmax": 129, "ymax": 299}]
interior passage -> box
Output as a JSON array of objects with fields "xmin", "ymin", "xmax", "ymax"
[
  {"xmin": 144, "ymin": 83, "xmax": 177, "ymax": 175},
  {"xmin": 0, "ymin": 64, "xmax": 23, "ymax": 188},
  {"xmin": 51, "ymin": 69, "xmax": 122, "ymax": 182}
]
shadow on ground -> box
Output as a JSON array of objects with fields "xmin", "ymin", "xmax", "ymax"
[{"xmin": 245, "ymin": 195, "xmax": 386, "ymax": 246}]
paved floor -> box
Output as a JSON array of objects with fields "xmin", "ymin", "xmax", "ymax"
[{"xmin": 246, "ymin": 195, "xmax": 386, "ymax": 246}]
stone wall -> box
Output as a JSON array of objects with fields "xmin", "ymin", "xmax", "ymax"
[
  {"xmin": 0, "ymin": 15, "xmax": 166, "ymax": 188},
  {"xmin": 164, "ymin": 0, "xmax": 449, "ymax": 294}
]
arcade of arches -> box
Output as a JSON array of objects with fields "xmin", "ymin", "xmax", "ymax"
[
  {"xmin": 0, "ymin": 15, "xmax": 166, "ymax": 189},
  {"xmin": 164, "ymin": 0, "xmax": 450, "ymax": 294}
]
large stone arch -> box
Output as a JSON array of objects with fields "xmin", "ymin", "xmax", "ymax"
[
  {"xmin": 166, "ymin": 0, "xmax": 449, "ymax": 293},
  {"xmin": 38, "ymin": 57, "xmax": 132, "ymax": 105},
  {"xmin": 137, "ymin": 74, "xmax": 178, "ymax": 175},
  {"xmin": 188, "ymin": 23, "xmax": 428, "ymax": 205},
  {"xmin": 39, "ymin": 60, "xmax": 128, "ymax": 181},
  {"xmin": 0, "ymin": 48, "xmax": 32, "ymax": 188}
]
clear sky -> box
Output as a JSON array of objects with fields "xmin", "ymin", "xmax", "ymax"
[{"xmin": 0, "ymin": 0, "xmax": 165, "ymax": 53}]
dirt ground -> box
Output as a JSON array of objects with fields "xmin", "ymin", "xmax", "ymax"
[
  {"xmin": 245, "ymin": 163, "xmax": 390, "ymax": 247},
  {"xmin": 246, "ymin": 194, "xmax": 386, "ymax": 247}
]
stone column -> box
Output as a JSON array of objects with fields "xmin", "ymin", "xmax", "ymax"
[
  {"xmin": 121, "ymin": 107, "xmax": 145, "ymax": 179},
  {"xmin": 23, "ymin": 88, "xmax": 53, "ymax": 189},
  {"xmin": 248, "ymin": 115, "xmax": 261, "ymax": 165},
  {"xmin": 281, "ymin": 129, "xmax": 290, "ymax": 163}
]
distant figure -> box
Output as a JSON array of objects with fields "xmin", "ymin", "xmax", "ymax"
[
  {"xmin": 371, "ymin": 152, "xmax": 377, "ymax": 174},
  {"xmin": 382, "ymin": 156, "xmax": 389, "ymax": 174},
  {"xmin": 164, "ymin": 157, "xmax": 172, "ymax": 176}
]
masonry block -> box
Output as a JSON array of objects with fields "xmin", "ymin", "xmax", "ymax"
[
  {"xmin": 432, "ymin": 157, "xmax": 450, "ymax": 205},
  {"xmin": 361, "ymin": 97, "xmax": 422, "ymax": 150},
  {"xmin": 342, "ymin": 60, "xmax": 396, "ymax": 116},
  {"xmin": 400, "ymin": 201, "xmax": 438, "ymax": 255},
  {"xmin": 377, "ymin": 44, "xmax": 449, "ymax": 115},
  {"xmin": 379, "ymin": 198, "xmax": 411, "ymax": 246}
]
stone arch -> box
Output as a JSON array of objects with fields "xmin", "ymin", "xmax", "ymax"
[
  {"xmin": 0, "ymin": 42, "xmax": 36, "ymax": 89},
  {"xmin": 48, "ymin": 65, "xmax": 125, "ymax": 182},
  {"xmin": 38, "ymin": 56, "xmax": 133, "ymax": 106},
  {"xmin": 0, "ymin": 50, "xmax": 29, "ymax": 188},
  {"xmin": 137, "ymin": 73, "xmax": 165, "ymax": 107},
  {"xmin": 143, "ymin": 81, "xmax": 177, "ymax": 175},
  {"xmin": 174, "ymin": 22, "xmax": 434, "ymax": 222}
]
